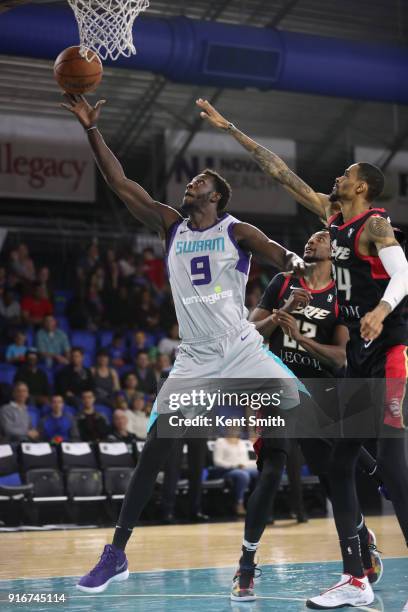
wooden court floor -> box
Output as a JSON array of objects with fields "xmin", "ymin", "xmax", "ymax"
[{"xmin": 0, "ymin": 515, "xmax": 406, "ymax": 581}]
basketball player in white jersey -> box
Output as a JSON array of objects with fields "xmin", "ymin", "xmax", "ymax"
[{"xmin": 61, "ymin": 94, "xmax": 309, "ymax": 593}]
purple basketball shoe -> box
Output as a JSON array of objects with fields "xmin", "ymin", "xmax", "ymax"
[{"xmin": 77, "ymin": 544, "xmax": 129, "ymax": 593}]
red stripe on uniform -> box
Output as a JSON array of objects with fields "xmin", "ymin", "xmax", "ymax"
[
  {"xmin": 277, "ymin": 276, "xmax": 291, "ymax": 301},
  {"xmin": 384, "ymin": 345, "xmax": 408, "ymax": 429},
  {"xmin": 354, "ymin": 220, "xmax": 389, "ymax": 280}
]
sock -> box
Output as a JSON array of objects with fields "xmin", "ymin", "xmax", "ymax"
[
  {"xmin": 339, "ymin": 535, "xmax": 364, "ymax": 578},
  {"xmin": 356, "ymin": 517, "xmax": 371, "ymax": 570},
  {"xmin": 112, "ymin": 525, "xmax": 133, "ymax": 551},
  {"xmin": 240, "ymin": 539, "xmax": 258, "ymax": 567}
]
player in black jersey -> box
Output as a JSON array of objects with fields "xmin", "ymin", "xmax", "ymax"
[
  {"xmin": 198, "ymin": 99, "xmax": 408, "ymax": 609},
  {"xmin": 230, "ymin": 230, "xmax": 382, "ymax": 601}
]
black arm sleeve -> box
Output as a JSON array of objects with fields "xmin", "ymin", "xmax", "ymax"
[{"xmin": 258, "ymin": 273, "xmax": 286, "ymax": 312}]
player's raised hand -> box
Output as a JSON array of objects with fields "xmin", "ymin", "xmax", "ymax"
[
  {"xmin": 60, "ymin": 93, "xmax": 106, "ymax": 129},
  {"xmin": 196, "ymin": 98, "xmax": 230, "ymax": 130}
]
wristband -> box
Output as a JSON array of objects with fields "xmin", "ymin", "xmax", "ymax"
[
  {"xmin": 86, "ymin": 126, "xmax": 98, "ymax": 132},
  {"xmin": 226, "ymin": 122, "xmax": 236, "ymax": 132}
]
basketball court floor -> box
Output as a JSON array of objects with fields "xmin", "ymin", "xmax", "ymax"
[{"xmin": 0, "ymin": 516, "xmax": 407, "ymax": 611}]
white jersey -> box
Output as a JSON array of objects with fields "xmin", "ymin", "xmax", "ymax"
[{"xmin": 166, "ymin": 213, "xmax": 251, "ymax": 342}]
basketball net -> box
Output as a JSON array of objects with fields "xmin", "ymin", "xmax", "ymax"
[{"xmin": 67, "ymin": 0, "xmax": 150, "ymax": 61}]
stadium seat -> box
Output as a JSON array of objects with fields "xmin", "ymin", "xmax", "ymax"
[
  {"xmin": 97, "ymin": 330, "xmax": 114, "ymax": 348},
  {"xmin": 54, "ymin": 290, "xmax": 73, "ymax": 316},
  {"xmin": 0, "ymin": 364, "xmax": 17, "ymax": 385},
  {"xmin": 0, "ymin": 444, "xmax": 33, "ymax": 502},
  {"xmin": 70, "ymin": 330, "xmax": 96, "ymax": 367},
  {"xmin": 60, "ymin": 442, "xmax": 105, "ymax": 502},
  {"xmin": 20, "ymin": 442, "xmax": 66, "ymax": 503},
  {"xmin": 98, "ymin": 442, "xmax": 135, "ymax": 499},
  {"xmin": 55, "ymin": 315, "xmax": 70, "ymax": 336},
  {"xmin": 27, "ymin": 405, "xmax": 40, "ymax": 429},
  {"xmin": 94, "ymin": 403, "xmax": 113, "ymax": 425}
]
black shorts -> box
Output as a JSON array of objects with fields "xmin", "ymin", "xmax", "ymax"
[
  {"xmin": 253, "ymin": 391, "xmax": 322, "ymax": 470},
  {"xmin": 340, "ymin": 326, "xmax": 407, "ymax": 436}
]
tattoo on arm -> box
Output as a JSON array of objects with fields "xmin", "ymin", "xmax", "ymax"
[
  {"xmin": 230, "ymin": 127, "xmax": 313, "ymax": 199},
  {"xmin": 366, "ymin": 216, "xmax": 394, "ymax": 239}
]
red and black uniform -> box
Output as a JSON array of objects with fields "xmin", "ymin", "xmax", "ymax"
[
  {"xmin": 329, "ymin": 207, "xmax": 408, "ymax": 430},
  {"xmin": 260, "ymin": 274, "xmax": 339, "ymax": 380}
]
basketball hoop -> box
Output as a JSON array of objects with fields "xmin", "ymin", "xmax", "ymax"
[{"xmin": 67, "ymin": 0, "xmax": 150, "ymax": 61}]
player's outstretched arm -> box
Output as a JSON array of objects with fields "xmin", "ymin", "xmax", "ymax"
[
  {"xmin": 233, "ymin": 222, "xmax": 306, "ymax": 274},
  {"xmin": 360, "ymin": 217, "xmax": 408, "ymax": 341},
  {"xmin": 197, "ymin": 98, "xmax": 332, "ymax": 220},
  {"xmin": 60, "ymin": 94, "xmax": 182, "ymax": 235}
]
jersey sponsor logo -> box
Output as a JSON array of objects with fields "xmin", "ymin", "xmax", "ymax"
[
  {"xmin": 182, "ymin": 288, "xmax": 233, "ymax": 305},
  {"xmin": 331, "ymin": 240, "xmax": 351, "ymax": 261},
  {"xmin": 175, "ymin": 237, "xmax": 225, "ymax": 255},
  {"xmin": 289, "ymin": 303, "xmax": 332, "ymax": 320},
  {"xmin": 339, "ymin": 303, "xmax": 361, "ymax": 319},
  {"xmin": 279, "ymin": 349, "xmax": 323, "ymax": 371}
]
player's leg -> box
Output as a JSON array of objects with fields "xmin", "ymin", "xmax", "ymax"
[
  {"xmin": 161, "ymin": 438, "xmax": 184, "ymax": 522},
  {"xmin": 77, "ymin": 415, "xmax": 179, "ymax": 592},
  {"xmin": 231, "ymin": 441, "xmax": 287, "ymax": 601},
  {"xmin": 377, "ymin": 433, "xmax": 408, "ymax": 544},
  {"xmin": 300, "ymin": 437, "xmax": 383, "ymax": 585},
  {"xmin": 306, "ymin": 438, "xmax": 375, "ymax": 609}
]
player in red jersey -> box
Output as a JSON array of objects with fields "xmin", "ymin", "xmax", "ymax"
[{"xmin": 198, "ymin": 99, "xmax": 408, "ymax": 609}]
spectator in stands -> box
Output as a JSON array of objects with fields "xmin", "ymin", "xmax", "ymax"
[
  {"xmin": 85, "ymin": 270, "xmax": 106, "ymax": 331},
  {"xmin": 21, "ymin": 282, "xmax": 53, "ymax": 327},
  {"xmin": 106, "ymin": 285, "xmax": 135, "ymax": 330},
  {"xmin": 55, "ymin": 347, "xmax": 93, "ymax": 407},
  {"xmin": 112, "ymin": 393, "xmax": 129, "ymax": 413},
  {"xmin": 159, "ymin": 282, "xmax": 177, "ymax": 330},
  {"xmin": 106, "ymin": 410, "xmax": 137, "ymax": 444},
  {"xmin": 157, "ymin": 323, "xmax": 180, "ymax": 357},
  {"xmin": 77, "ymin": 389, "xmax": 109, "ymax": 442},
  {"xmin": 6, "ymin": 330, "xmax": 28, "ymax": 364},
  {"xmin": 129, "ymin": 330, "xmax": 151, "ymax": 360},
  {"xmin": 36, "ymin": 315, "xmax": 70, "ymax": 367},
  {"xmin": 14, "ymin": 349, "xmax": 50, "ymax": 407},
  {"xmin": 108, "ymin": 333, "xmax": 127, "ymax": 369},
  {"xmin": 0, "ymin": 382, "xmax": 39, "ymax": 442},
  {"xmin": 134, "ymin": 289, "xmax": 161, "ymax": 333},
  {"xmin": 9, "ymin": 243, "xmax": 36, "ymax": 284},
  {"xmin": 130, "ymin": 255, "xmax": 150, "ymax": 290},
  {"xmin": 40, "ymin": 394, "xmax": 79, "ymax": 443},
  {"xmin": 91, "ymin": 349, "xmax": 120, "ymax": 407},
  {"xmin": 132, "ymin": 351, "xmax": 156, "ymax": 395},
  {"xmin": 0, "ymin": 288, "xmax": 22, "ymax": 331},
  {"xmin": 76, "ymin": 242, "xmax": 100, "ymax": 289},
  {"xmin": 245, "ymin": 285, "xmax": 263, "ymax": 316},
  {"xmin": 103, "ymin": 248, "xmax": 119, "ymax": 292},
  {"xmin": 125, "ymin": 393, "xmax": 149, "ymax": 440},
  {"xmin": 212, "ymin": 433, "xmax": 258, "ymax": 516},
  {"xmin": 142, "ymin": 247, "xmax": 165, "ymax": 291},
  {"xmin": 118, "ymin": 252, "xmax": 137, "ymax": 281},
  {"xmin": 37, "ymin": 266, "xmax": 53, "ymax": 301},
  {"xmin": 154, "ymin": 353, "xmax": 172, "ymax": 383},
  {"xmin": 121, "ymin": 372, "xmax": 140, "ymax": 407}
]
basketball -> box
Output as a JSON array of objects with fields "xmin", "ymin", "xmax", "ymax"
[{"xmin": 53, "ymin": 46, "xmax": 103, "ymax": 94}]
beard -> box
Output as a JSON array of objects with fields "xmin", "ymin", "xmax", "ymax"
[{"xmin": 304, "ymin": 254, "xmax": 319, "ymax": 263}]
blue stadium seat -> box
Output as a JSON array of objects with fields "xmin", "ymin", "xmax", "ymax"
[
  {"xmin": 54, "ymin": 290, "xmax": 73, "ymax": 316},
  {"xmin": 95, "ymin": 404, "xmax": 113, "ymax": 425},
  {"xmin": 28, "ymin": 405, "xmax": 40, "ymax": 429},
  {"xmin": 71, "ymin": 330, "xmax": 96, "ymax": 368},
  {"xmin": 55, "ymin": 316, "xmax": 70, "ymax": 336},
  {"xmin": 98, "ymin": 330, "xmax": 114, "ymax": 348},
  {"xmin": 0, "ymin": 364, "xmax": 17, "ymax": 385}
]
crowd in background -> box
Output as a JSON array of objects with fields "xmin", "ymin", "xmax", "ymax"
[{"xmin": 0, "ymin": 240, "xmax": 269, "ymax": 448}]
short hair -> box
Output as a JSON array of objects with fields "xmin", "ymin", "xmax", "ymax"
[
  {"xmin": 96, "ymin": 348, "xmax": 109, "ymax": 358},
  {"xmin": 357, "ymin": 163, "xmax": 384, "ymax": 201},
  {"xmin": 202, "ymin": 169, "xmax": 232, "ymax": 212},
  {"xmin": 71, "ymin": 346, "xmax": 84, "ymax": 355}
]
